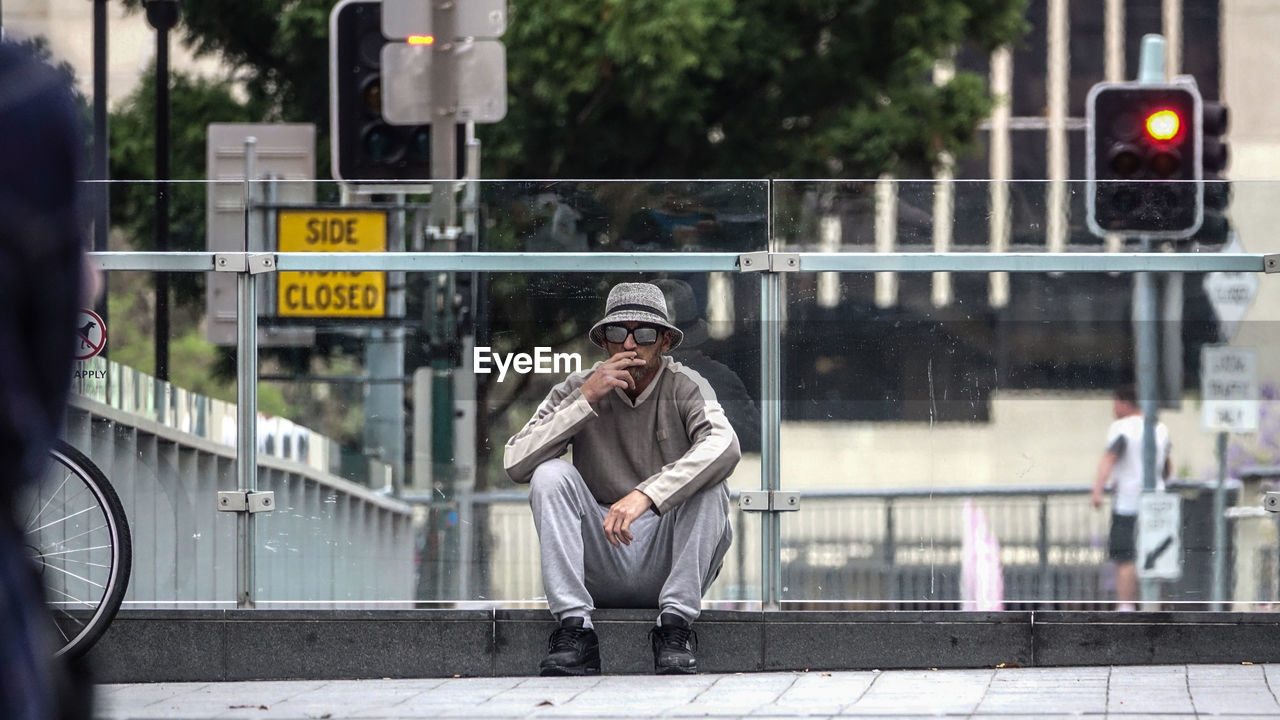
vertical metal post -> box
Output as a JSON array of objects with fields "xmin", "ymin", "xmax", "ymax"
[
  {"xmin": 735, "ymin": 506, "xmax": 747, "ymax": 599},
  {"xmin": 1138, "ymin": 33, "xmax": 1166, "ymax": 85},
  {"xmin": 1161, "ymin": 273, "xmax": 1184, "ymax": 408},
  {"xmin": 1212, "ymin": 431, "xmax": 1228, "ymax": 609},
  {"xmin": 145, "ymin": 0, "xmax": 179, "ymax": 382},
  {"xmin": 92, "ymin": 0, "xmax": 109, "ymax": 357},
  {"xmin": 154, "ymin": 24, "xmax": 170, "ymax": 380},
  {"xmin": 429, "ymin": 0, "xmax": 458, "ymax": 228},
  {"xmin": 244, "ymin": 139, "xmax": 260, "ymax": 253},
  {"xmin": 1046, "ymin": 0, "xmax": 1069, "ymax": 254},
  {"xmin": 1135, "ymin": 245, "xmax": 1160, "ymax": 607},
  {"xmin": 454, "ymin": 123, "xmax": 481, "ymax": 598},
  {"xmin": 883, "ymin": 500, "xmax": 896, "ymax": 567},
  {"xmin": 1038, "ymin": 495, "xmax": 1051, "ymax": 600},
  {"xmin": 1135, "ymin": 257, "xmax": 1159, "ymax": 495},
  {"xmin": 988, "ymin": 46, "xmax": 1011, "ymax": 308},
  {"xmin": 364, "ymin": 194, "xmax": 406, "ymax": 494},
  {"xmin": 1135, "ymin": 34, "xmax": 1166, "ymax": 607},
  {"xmin": 760, "ymin": 183, "xmax": 781, "ymax": 609},
  {"xmin": 389, "ymin": 196, "xmax": 406, "ymax": 494},
  {"xmin": 236, "ymin": 139, "xmax": 260, "ymax": 609}
]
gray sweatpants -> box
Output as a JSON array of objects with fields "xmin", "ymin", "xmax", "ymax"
[{"xmin": 528, "ymin": 458, "xmax": 733, "ymax": 625}]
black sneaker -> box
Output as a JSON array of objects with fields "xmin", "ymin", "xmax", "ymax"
[
  {"xmin": 539, "ymin": 617, "xmax": 601, "ymax": 676},
  {"xmin": 649, "ymin": 613, "xmax": 698, "ymax": 675}
]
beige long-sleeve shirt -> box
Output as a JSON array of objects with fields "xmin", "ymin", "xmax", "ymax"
[{"xmin": 503, "ymin": 356, "xmax": 741, "ymax": 515}]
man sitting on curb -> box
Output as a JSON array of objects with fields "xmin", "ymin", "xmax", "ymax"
[{"xmin": 504, "ymin": 282, "xmax": 740, "ymax": 675}]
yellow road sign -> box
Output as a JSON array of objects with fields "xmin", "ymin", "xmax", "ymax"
[{"xmin": 277, "ymin": 210, "xmax": 387, "ymax": 317}]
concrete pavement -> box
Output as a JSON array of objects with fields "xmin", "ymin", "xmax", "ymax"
[{"xmin": 97, "ymin": 663, "xmax": 1280, "ymax": 719}]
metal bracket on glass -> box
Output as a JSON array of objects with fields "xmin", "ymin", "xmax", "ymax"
[
  {"xmin": 214, "ymin": 253, "xmax": 277, "ymax": 274},
  {"xmin": 738, "ymin": 490, "xmax": 801, "ymax": 512},
  {"xmin": 426, "ymin": 226, "xmax": 464, "ymax": 241},
  {"xmin": 214, "ymin": 253, "xmax": 248, "ymax": 272},
  {"xmin": 247, "ymin": 254, "xmax": 276, "ymax": 274},
  {"xmin": 217, "ymin": 490, "xmax": 276, "ymax": 514},
  {"xmin": 1265, "ymin": 254, "xmax": 1280, "ymax": 274},
  {"xmin": 738, "ymin": 252, "xmax": 800, "ymax": 273},
  {"xmin": 1265, "ymin": 491, "xmax": 1280, "ymax": 512}
]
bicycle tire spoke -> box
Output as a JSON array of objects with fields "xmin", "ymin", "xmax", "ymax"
[
  {"xmin": 44, "ymin": 585, "xmax": 99, "ymax": 608},
  {"xmin": 43, "ymin": 557, "xmax": 111, "ymax": 570},
  {"xmin": 29, "ymin": 505, "xmax": 96, "ymax": 535},
  {"xmin": 24, "ymin": 473, "xmax": 72, "ymax": 531},
  {"xmin": 42, "ymin": 563, "xmax": 106, "ymax": 590},
  {"xmin": 50, "ymin": 616, "xmax": 74, "ymax": 644},
  {"xmin": 31, "ymin": 544, "xmax": 112, "ymax": 559},
  {"xmin": 36, "ymin": 523, "xmax": 108, "ymax": 548}
]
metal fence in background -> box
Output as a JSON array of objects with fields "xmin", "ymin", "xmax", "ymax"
[
  {"xmin": 450, "ymin": 483, "xmax": 1242, "ymax": 609},
  {"xmin": 85, "ymin": 241, "xmax": 1276, "ymax": 608},
  {"xmin": 444, "ymin": 487, "xmax": 1111, "ymax": 608}
]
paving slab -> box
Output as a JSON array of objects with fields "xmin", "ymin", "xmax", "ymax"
[{"xmin": 97, "ymin": 664, "xmax": 1280, "ymax": 719}]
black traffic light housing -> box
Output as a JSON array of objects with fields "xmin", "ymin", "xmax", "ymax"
[
  {"xmin": 329, "ymin": 0, "xmax": 464, "ymax": 181},
  {"xmin": 1086, "ymin": 81, "xmax": 1203, "ymax": 239},
  {"xmin": 1190, "ymin": 100, "xmax": 1231, "ymax": 247}
]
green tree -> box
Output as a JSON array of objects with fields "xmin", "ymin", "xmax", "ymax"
[
  {"xmin": 120, "ymin": 0, "xmax": 330, "ymax": 126},
  {"xmin": 140, "ymin": 0, "xmax": 1026, "ymax": 179},
  {"xmin": 109, "ymin": 69, "xmax": 260, "ymax": 254},
  {"xmin": 487, "ymin": 0, "xmax": 1027, "ymax": 178}
]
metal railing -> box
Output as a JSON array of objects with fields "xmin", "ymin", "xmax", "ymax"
[
  {"xmin": 455, "ymin": 486, "xmax": 1112, "ymax": 608},
  {"xmin": 83, "ymin": 166, "xmax": 1280, "ymax": 610},
  {"xmin": 61, "ymin": 394, "xmax": 414, "ymax": 608}
]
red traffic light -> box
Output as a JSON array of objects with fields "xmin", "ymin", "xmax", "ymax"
[
  {"xmin": 1086, "ymin": 81, "xmax": 1203, "ymax": 238},
  {"xmin": 1144, "ymin": 109, "xmax": 1182, "ymax": 141}
]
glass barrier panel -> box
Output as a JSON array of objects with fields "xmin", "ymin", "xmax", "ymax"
[
  {"xmin": 73, "ymin": 177, "xmax": 1279, "ymax": 613},
  {"xmin": 250, "ymin": 264, "xmax": 762, "ymax": 607},
  {"xmin": 230, "ymin": 179, "xmax": 769, "ymax": 256},
  {"xmin": 771, "ymin": 179, "xmax": 1280, "ymax": 610},
  {"xmin": 62, "ymin": 269, "xmax": 237, "ymax": 609},
  {"xmin": 479, "ymin": 180, "xmax": 769, "ymax": 254}
]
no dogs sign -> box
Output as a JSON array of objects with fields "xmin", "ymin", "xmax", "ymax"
[{"xmin": 74, "ymin": 309, "xmax": 107, "ymax": 360}]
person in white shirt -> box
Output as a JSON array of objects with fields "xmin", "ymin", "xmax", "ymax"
[{"xmin": 1090, "ymin": 385, "xmax": 1172, "ymax": 611}]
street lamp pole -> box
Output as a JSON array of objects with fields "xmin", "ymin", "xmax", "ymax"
[
  {"xmin": 145, "ymin": 0, "xmax": 179, "ymax": 383},
  {"xmin": 94, "ymin": 0, "xmax": 109, "ymax": 345}
]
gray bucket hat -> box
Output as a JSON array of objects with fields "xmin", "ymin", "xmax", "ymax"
[{"xmin": 588, "ymin": 282, "xmax": 683, "ymax": 350}]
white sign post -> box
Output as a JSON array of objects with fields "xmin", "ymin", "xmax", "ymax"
[
  {"xmin": 1203, "ymin": 271, "xmax": 1257, "ymax": 342},
  {"xmin": 1137, "ymin": 492, "xmax": 1182, "ymax": 580},
  {"xmin": 1202, "ymin": 232, "xmax": 1258, "ymax": 342},
  {"xmin": 1201, "ymin": 346, "xmax": 1260, "ymax": 433}
]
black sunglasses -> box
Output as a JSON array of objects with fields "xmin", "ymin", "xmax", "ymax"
[{"xmin": 603, "ymin": 324, "xmax": 661, "ymax": 346}]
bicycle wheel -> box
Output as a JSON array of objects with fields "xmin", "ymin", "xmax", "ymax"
[{"xmin": 20, "ymin": 440, "xmax": 132, "ymax": 659}]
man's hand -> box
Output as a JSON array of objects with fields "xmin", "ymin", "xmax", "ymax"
[
  {"xmin": 1090, "ymin": 485, "xmax": 1104, "ymax": 510},
  {"xmin": 581, "ymin": 351, "xmax": 646, "ymax": 404},
  {"xmin": 603, "ymin": 490, "xmax": 654, "ymax": 547}
]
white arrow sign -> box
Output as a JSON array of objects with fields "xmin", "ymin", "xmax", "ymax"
[{"xmin": 1137, "ymin": 492, "xmax": 1182, "ymax": 580}]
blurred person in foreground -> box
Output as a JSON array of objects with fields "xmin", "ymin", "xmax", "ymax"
[
  {"xmin": 1091, "ymin": 385, "xmax": 1172, "ymax": 611},
  {"xmin": 0, "ymin": 41, "xmax": 93, "ymax": 719},
  {"xmin": 505, "ymin": 283, "xmax": 739, "ymax": 675}
]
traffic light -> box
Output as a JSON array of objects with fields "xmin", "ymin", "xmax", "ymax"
[
  {"xmin": 1191, "ymin": 100, "xmax": 1231, "ymax": 247},
  {"xmin": 1086, "ymin": 82, "xmax": 1203, "ymax": 239},
  {"xmin": 329, "ymin": 0, "xmax": 463, "ymax": 181}
]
